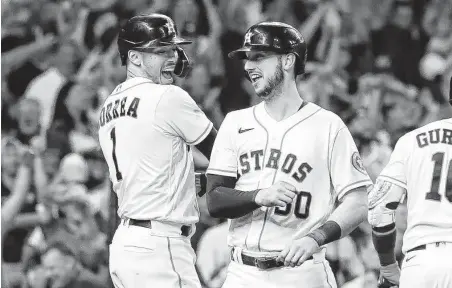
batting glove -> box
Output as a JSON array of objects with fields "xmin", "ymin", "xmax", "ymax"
[{"xmin": 378, "ymin": 262, "xmax": 400, "ymax": 287}]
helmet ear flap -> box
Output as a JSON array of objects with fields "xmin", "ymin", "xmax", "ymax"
[
  {"xmin": 174, "ymin": 47, "xmax": 192, "ymax": 77},
  {"xmin": 294, "ymin": 56, "xmax": 304, "ymax": 75},
  {"xmin": 293, "ymin": 47, "xmax": 307, "ymax": 75}
]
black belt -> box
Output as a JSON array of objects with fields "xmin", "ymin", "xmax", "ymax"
[
  {"xmin": 234, "ymin": 252, "xmax": 313, "ymax": 270},
  {"xmin": 127, "ymin": 219, "xmax": 191, "ymax": 237},
  {"xmin": 407, "ymin": 242, "xmax": 449, "ymax": 253}
]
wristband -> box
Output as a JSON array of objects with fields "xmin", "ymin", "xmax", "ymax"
[
  {"xmin": 306, "ymin": 220, "xmax": 342, "ymax": 246},
  {"xmin": 372, "ymin": 223, "xmax": 397, "ymax": 265}
]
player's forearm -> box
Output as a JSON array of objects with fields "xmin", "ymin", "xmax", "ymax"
[
  {"xmin": 307, "ymin": 186, "xmax": 368, "ymax": 246},
  {"xmin": 368, "ymin": 179, "xmax": 404, "ymax": 266},
  {"xmin": 329, "ymin": 186, "xmax": 368, "ymax": 237},
  {"xmin": 206, "ymin": 174, "xmax": 261, "ymax": 218},
  {"xmin": 206, "ymin": 186, "xmax": 260, "ymax": 218},
  {"xmin": 372, "ymin": 223, "xmax": 397, "ymax": 266}
]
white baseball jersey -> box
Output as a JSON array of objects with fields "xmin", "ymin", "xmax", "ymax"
[
  {"xmin": 379, "ymin": 118, "xmax": 452, "ymax": 253},
  {"xmin": 207, "ymin": 102, "xmax": 372, "ymax": 252},
  {"xmin": 98, "ymin": 77, "xmax": 213, "ymax": 224}
]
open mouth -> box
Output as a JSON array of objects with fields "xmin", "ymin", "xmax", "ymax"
[
  {"xmin": 249, "ymin": 72, "xmax": 262, "ymax": 83},
  {"xmin": 162, "ymin": 64, "xmax": 176, "ymax": 80}
]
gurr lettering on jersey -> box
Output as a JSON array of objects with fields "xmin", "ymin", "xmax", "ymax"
[
  {"xmin": 416, "ymin": 128, "xmax": 452, "ymax": 148},
  {"xmin": 239, "ymin": 148, "xmax": 313, "ymax": 182},
  {"xmin": 99, "ymin": 96, "xmax": 140, "ymax": 127}
]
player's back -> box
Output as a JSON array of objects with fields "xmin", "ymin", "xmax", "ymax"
[
  {"xmin": 98, "ymin": 77, "xmax": 212, "ymax": 224},
  {"xmin": 382, "ymin": 118, "xmax": 452, "ymax": 252}
]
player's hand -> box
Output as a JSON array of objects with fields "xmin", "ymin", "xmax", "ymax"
[
  {"xmin": 277, "ymin": 236, "xmax": 320, "ymax": 267},
  {"xmin": 378, "ymin": 262, "xmax": 400, "ymax": 287},
  {"xmin": 254, "ymin": 181, "xmax": 298, "ymax": 207}
]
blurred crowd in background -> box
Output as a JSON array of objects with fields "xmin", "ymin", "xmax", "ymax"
[{"xmin": 1, "ymin": 0, "xmax": 452, "ymax": 287}]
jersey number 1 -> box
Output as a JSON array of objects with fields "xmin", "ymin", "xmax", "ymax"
[
  {"xmin": 110, "ymin": 127, "xmax": 123, "ymax": 181},
  {"xmin": 425, "ymin": 152, "xmax": 452, "ymax": 203}
]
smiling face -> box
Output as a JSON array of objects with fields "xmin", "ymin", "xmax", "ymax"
[
  {"xmin": 244, "ymin": 51, "xmax": 284, "ymax": 101},
  {"xmin": 129, "ymin": 45, "xmax": 178, "ymax": 85}
]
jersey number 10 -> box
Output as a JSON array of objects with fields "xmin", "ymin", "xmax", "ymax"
[
  {"xmin": 110, "ymin": 127, "xmax": 123, "ymax": 181},
  {"xmin": 426, "ymin": 152, "xmax": 452, "ymax": 203}
]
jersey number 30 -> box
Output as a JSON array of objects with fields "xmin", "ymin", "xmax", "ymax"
[
  {"xmin": 275, "ymin": 191, "xmax": 312, "ymax": 219},
  {"xmin": 110, "ymin": 127, "xmax": 123, "ymax": 181},
  {"xmin": 426, "ymin": 152, "xmax": 452, "ymax": 203}
]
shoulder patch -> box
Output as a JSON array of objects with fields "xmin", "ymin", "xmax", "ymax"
[{"xmin": 351, "ymin": 152, "xmax": 367, "ymax": 175}]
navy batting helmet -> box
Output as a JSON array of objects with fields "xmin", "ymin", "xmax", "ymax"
[
  {"xmin": 228, "ymin": 22, "xmax": 307, "ymax": 75},
  {"xmin": 117, "ymin": 14, "xmax": 192, "ymax": 77}
]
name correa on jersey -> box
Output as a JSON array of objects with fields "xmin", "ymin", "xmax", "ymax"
[{"xmin": 99, "ymin": 96, "xmax": 140, "ymax": 127}]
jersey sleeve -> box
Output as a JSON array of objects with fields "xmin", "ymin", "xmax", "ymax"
[
  {"xmin": 155, "ymin": 86, "xmax": 213, "ymax": 145},
  {"xmin": 206, "ymin": 113, "xmax": 237, "ymax": 178},
  {"xmin": 329, "ymin": 124, "xmax": 373, "ymax": 201},
  {"xmin": 378, "ymin": 136, "xmax": 408, "ymax": 189}
]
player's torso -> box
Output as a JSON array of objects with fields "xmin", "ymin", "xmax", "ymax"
[
  {"xmin": 403, "ymin": 119, "xmax": 452, "ymax": 251},
  {"xmin": 98, "ymin": 77, "xmax": 197, "ymax": 223},
  {"xmin": 230, "ymin": 102, "xmax": 336, "ymax": 252}
]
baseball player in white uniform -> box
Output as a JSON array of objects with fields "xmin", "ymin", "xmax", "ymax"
[
  {"xmin": 205, "ymin": 22, "xmax": 373, "ymax": 288},
  {"xmin": 98, "ymin": 14, "xmax": 216, "ymax": 288},
  {"xmin": 368, "ymin": 78, "xmax": 452, "ymax": 288}
]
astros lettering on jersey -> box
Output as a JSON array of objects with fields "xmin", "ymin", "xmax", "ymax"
[
  {"xmin": 207, "ymin": 102, "xmax": 372, "ymax": 252},
  {"xmin": 378, "ymin": 118, "xmax": 452, "ymax": 254},
  {"xmin": 98, "ymin": 77, "xmax": 213, "ymax": 224}
]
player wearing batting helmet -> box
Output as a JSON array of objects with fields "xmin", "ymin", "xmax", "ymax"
[
  {"xmin": 117, "ymin": 13, "xmax": 193, "ymax": 81},
  {"xmin": 99, "ymin": 14, "xmax": 216, "ymax": 288},
  {"xmin": 228, "ymin": 22, "xmax": 307, "ymax": 78},
  {"xmin": 205, "ymin": 21, "xmax": 372, "ymax": 288}
]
